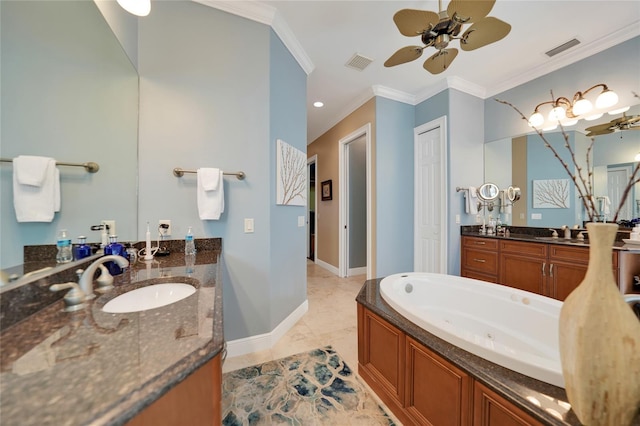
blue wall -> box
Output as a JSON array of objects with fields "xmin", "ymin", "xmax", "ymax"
[{"xmin": 375, "ymin": 97, "xmax": 415, "ymax": 276}]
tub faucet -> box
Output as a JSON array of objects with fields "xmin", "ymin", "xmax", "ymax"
[
  {"xmin": 78, "ymin": 255, "xmax": 129, "ymax": 300},
  {"xmin": 561, "ymin": 225, "xmax": 571, "ymax": 239}
]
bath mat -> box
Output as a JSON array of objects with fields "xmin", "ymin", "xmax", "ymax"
[{"xmin": 222, "ymin": 346, "xmax": 396, "ymax": 425}]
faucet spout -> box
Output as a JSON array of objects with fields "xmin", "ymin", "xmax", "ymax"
[
  {"xmin": 561, "ymin": 225, "xmax": 571, "ymax": 239},
  {"xmin": 78, "ymin": 255, "xmax": 129, "ymax": 299}
]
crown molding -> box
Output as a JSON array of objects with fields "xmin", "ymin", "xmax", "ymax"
[
  {"xmin": 371, "ymin": 85, "xmax": 415, "ymax": 105},
  {"xmin": 485, "ymin": 20, "xmax": 640, "ymax": 98},
  {"xmin": 192, "ymin": 0, "xmax": 314, "ymax": 75}
]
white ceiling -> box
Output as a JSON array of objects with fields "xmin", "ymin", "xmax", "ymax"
[{"xmin": 204, "ymin": 1, "xmax": 640, "ymax": 143}]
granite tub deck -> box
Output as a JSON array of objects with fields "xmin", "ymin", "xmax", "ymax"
[
  {"xmin": 0, "ymin": 248, "xmax": 223, "ymax": 425},
  {"xmin": 357, "ymin": 278, "xmax": 640, "ymax": 426}
]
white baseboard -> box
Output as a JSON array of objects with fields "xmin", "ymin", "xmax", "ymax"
[
  {"xmin": 225, "ymin": 299, "xmax": 309, "ymax": 358},
  {"xmin": 348, "ymin": 266, "xmax": 367, "ymax": 276},
  {"xmin": 315, "ymin": 258, "xmax": 339, "ymax": 276}
]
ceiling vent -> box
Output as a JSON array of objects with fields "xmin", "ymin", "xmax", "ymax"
[
  {"xmin": 345, "ymin": 53, "xmax": 373, "ymax": 71},
  {"xmin": 545, "ymin": 38, "xmax": 581, "ymax": 57}
]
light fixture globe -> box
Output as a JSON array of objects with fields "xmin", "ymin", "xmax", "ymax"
[
  {"xmin": 585, "ymin": 113, "xmax": 604, "ymax": 121},
  {"xmin": 528, "ymin": 112, "xmax": 544, "ymax": 127},
  {"xmin": 549, "ymin": 106, "xmax": 566, "ymax": 121},
  {"xmin": 117, "ymin": 0, "xmax": 150, "ymax": 16},
  {"xmin": 595, "ymin": 89, "xmax": 618, "ymax": 109},
  {"xmin": 572, "ymin": 97, "xmax": 593, "ymax": 116}
]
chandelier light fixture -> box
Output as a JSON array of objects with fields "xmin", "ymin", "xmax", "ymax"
[
  {"xmin": 117, "ymin": 0, "xmax": 151, "ymax": 17},
  {"xmin": 527, "ymin": 84, "xmax": 627, "ymax": 129}
]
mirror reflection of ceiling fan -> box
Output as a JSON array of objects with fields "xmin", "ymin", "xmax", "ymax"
[
  {"xmin": 384, "ymin": 0, "xmax": 511, "ymax": 74},
  {"xmin": 584, "ymin": 113, "xmax": 640, "ymax": 137}
]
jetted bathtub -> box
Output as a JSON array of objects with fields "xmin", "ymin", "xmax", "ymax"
[{"xmin": 380, "ymin": 273, "xmax": 564, "ymax": 388}]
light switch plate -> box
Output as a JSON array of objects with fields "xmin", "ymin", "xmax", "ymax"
[
  {"xmin": 455, "ymin": 214, "xmax": 460, "ymax": 224},
  {"xmin": 244, "ymin": 218, "xmax": 254, "ymax": 233},
  {"xmin": 531, "ymin": 213, "xmax": 542, "ymax": 220},
  {"xmin": 298, "ymin": 216, "xmax": 305, "ymax": 227}
]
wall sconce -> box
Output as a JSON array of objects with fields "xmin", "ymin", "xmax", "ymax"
[
  {"xmin": 117, "ymin": 0, "xmax": 150, "ymax": 16},
  {"xmin": 528, "ymin": 84, "xmax": 624, "ymax": 128}
]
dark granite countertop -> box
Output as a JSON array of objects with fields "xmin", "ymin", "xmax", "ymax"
[
  {"xmin": 460, "ymin": 225, "xmax": 640, "ymax": 251},
  {"xmin": 0, "ymin": 248, "xmax": 224, "ymax": 426},
  {"xmin": 356, "ymin": 278, "xmax": 640, "ymax": 426}
]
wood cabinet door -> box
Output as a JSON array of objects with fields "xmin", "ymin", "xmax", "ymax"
[
  {"xmin": 473, "ymin": 381, "xmax": 542, "ymax": 426},
  {"xmin": 499, "ymin": 253, "xmax": 545, "ymax": 295},
  {"xmin": 405, "ymin": 337, "xmax": 471, "ymax": 426},
  {"xmin": 548, "ymin": 261, "xmax": 587, "ymax": 301},
  {"xmin": 359, "ymin": 307, "xmax": 405, "ymax": 407}
]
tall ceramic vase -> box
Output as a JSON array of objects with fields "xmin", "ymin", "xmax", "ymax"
[{"xmin": 559, "ymin": 223, "xmax": 640, "ymax": 425}]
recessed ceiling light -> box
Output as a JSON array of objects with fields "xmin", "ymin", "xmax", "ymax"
[{"xmin": 313, "ymin": 101, "xmax": 324, "ymax": 108}]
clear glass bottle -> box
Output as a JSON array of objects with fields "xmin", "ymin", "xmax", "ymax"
[
  {"xmin": 185, "ymin": 226, "xmax": 196, "ymax": 255},
  {"xmin": 104, "ymin": 235, "xmax": 125, "ymax": 275},
  {"xmin": 56, "ymin": 229, "xmax": 73, "ymax": 263},
  {"xmin": 73, "ymin": 235, "xmax": 92, "ymax": 260}
]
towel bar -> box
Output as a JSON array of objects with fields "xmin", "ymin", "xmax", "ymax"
[
  {"xmin": 0, "ymin": 157, "xmax": 99, "ymax": 173},
  {"xmin": 173, "ymin": 167, "xmax": 245, "ymax": 180}
]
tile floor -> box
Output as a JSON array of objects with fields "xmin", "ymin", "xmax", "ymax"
[{"xmin": 222, "ymin": 260, "xmax": 363, "ymax": 373}]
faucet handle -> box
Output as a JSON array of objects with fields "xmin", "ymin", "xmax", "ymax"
[
  {"xmin": 549, "ymin": 228, "xmax": 558, "ymax": 238},
  {"xmin": 95, "ymin": 265, "xmax": 114, "ymax": 292},
  {"xmin": 50, "ymin": 282, "xmax": 86, "ymax": 312}
]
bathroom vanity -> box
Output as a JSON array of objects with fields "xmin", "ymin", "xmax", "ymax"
[
  {"xmin": 460, "ymin": 226, "xmax": 640, "ymax": 300},
  {"xmin": 0, "ymin": 242, "xmax": 224, "ymax": 425}
]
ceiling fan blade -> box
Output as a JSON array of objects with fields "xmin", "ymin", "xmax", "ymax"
[
  {"xmin": 423, "ymin": 48, "xmax": 458, "ymax": 74},
  {"xmin": 384, "ymin": 46, "xmax": 424, "ymax": 67},
  {"xmin": 460, "ymin": 17, "xmax": 511, "ymax": 51},
  {"xmin": 393, "ymin": 9, "xmax": 440, "ymax": 37},
  {"xmin": 586, "ymin": 128, "xmax": 615, "ymax": 137},
  {"xmin": 447, "ymin": 0, "xmax": 495, "ymax": 23},
  {"xmin": 585, "ymin": 123, "xmax": 615, "ymax": 134}
]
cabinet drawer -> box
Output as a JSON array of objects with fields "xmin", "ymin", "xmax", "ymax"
[
  {"xmin": 462, "ymin": 248, "xmax": 499, "ymax": 275},
  {"xmin": 549, "ymin": 245, "xmax": 589, "ymax": 264},
  {"xmin": 500, "ymin": 240, "xmax": 547, "ymax": 258},
  {"xmin": 463, "ymin": 237, "xmax": 498, "ymax": 251}
]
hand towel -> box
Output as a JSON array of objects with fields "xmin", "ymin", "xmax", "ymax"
[
  {"xmin": 467, "ymin": 186, "xmax": 479, "ymax": 215},
  {"xmin": 603, "ymin": 196, "xmax": 611, "ymax": 215},
  {"xmin": 197, "ymin": 168, "xmax": 224, "ymax": 220},
  {"xmin": 13, "ymin": 156, "xmax": 60, "ymax": 222},
  {"xmin": 13, "ymin": 155, "xmax": 51, "ymax": 186},
  {"xmin": 199, "ymin": 167, "xmax": 220, "ymax": 191}
]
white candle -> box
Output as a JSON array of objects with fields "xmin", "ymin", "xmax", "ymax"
[{"xmin": 144, "ymin": 222, "xmax": 153, "ymax": 261}]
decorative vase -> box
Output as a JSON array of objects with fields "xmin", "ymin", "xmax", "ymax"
[{"xmin": 559, "ymin": 222, "xmax": 640, "ymax": 425}]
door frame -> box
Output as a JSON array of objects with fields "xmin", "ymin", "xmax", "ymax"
[
  {"xmin": 339, "ymin": 123, "xmax": 372, "ymax": 279},
  {"xmin": 307, "ymin": 155, "xmax": 318, "ymax": 261},
  {"xmin": 414, "ymin": 116, "xmax": 448, "ymax": 273}
]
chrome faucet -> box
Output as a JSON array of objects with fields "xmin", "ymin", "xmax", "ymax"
[
  {"xmin": 78, "ymin": 255, "xmax": 129, "ymax": 300},
  {"xmin": 561, "ymin": 225, "xmax": 571, "ymax": 239}
]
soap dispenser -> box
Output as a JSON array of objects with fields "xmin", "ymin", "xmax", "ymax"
[{"xmin": 185, "ymin": 226, "xmax": 196, "ymax": 255}]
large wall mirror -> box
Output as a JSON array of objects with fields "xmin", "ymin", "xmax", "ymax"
[
  {"xmin": 485, "ymin": 104, "xmax": 639, "ymax": 228},
  {"xmin": 0, "ymin": 1, "xmax": 139, "ymax": 269}
]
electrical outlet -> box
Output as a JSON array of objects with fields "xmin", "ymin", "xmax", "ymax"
[
  {"xmin": 101, "ymin": 220, "xmax": 116, "ymax": 236},
  {"xmin": 159, "ymin": 220, "xmax": 172, "ymax": 236}
]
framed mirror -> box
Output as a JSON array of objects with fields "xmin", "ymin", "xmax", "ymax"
[{"xmin": 477, "ymin": 183, "xmax": 500, "ymax": 202}]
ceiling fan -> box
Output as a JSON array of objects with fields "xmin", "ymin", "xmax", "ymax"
[
  {"xmin": 584, "ymin": 113, "xmax": 640, "ymax": 137},
  {"xmin": 384, "ymin": 0, "xmax": 511, "ymax": 74}
]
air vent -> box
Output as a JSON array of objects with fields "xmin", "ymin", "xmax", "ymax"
[
  {"xmin": 545, "ymin": 38, "xmax": 581, "ymax": 57},
  {"xmin": 345, "ymin": 53, "xmax": 373, "ymax": 71}
]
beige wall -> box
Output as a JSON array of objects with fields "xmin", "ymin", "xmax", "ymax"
[
  {"xmin": 307, "ymin": 98, "xmax": 376, "ymax": 274},
  {"xmin": 512, "ymin": 135, "xmax": 527, "ymax": 226}
]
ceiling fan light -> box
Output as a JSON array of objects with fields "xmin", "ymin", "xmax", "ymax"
[
  {"xmin": 572, "ymin": 98, "xmax": 592, "ymax": 116},
  {"xmin": 584, "ymin": 113, "xmax": 603, "ymax": 121},
  {"xmin": 549, "ymin": 106, "xmax": 566, "ymax": 121},
  {"xmin": 595, "ymin": 89, "xmax": 618, "ymax": 109},
  {"xmin": 117, "ymin": 0, "xmax": 150, "ymax": 16},
  {"xmin": 528, "ymin": 112, "xmax": 544, "ymax": 127},
  {"xmin": 608, "ymin": 106, "xmax": 630, "ymax": 115},
  {"xmin": 635, "ymin": 152, "xmax": 640, "ymax": 162}
]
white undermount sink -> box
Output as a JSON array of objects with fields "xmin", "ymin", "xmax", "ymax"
[{"xmin": 103, "ymin": 283, "xmax": 196, "ymax": 313}]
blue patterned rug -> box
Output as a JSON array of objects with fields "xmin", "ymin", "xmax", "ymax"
[{"xmin": 222, "ymin": 346, "xmax": 396, "ymax": 425}]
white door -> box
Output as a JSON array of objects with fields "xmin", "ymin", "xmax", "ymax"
[
  {"xmin": 414, "ymin": 118, "xmax": 447, "ymax": 273},
  {"xmin": 608, "ymin": 166, "xmax": 632, "ymax": 221}
]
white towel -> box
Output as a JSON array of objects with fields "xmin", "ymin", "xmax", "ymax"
[
  {"xmin": 12, "ymin": 156, "xmax": 60, "ymax": 222},
  {"xmin": 466, "ymin": 186, "xmax": 479, "ymax": 214},
  {"xmin": 197, "ymin": 168, "xmax": 224, "ymax": 220},
  {"xmin": 603, "ymin": 196, "xmax": 611, "ymax": 215},
  {"xmin": 198, "ymin": 167, "xmax": 220, "ymax": 191}
]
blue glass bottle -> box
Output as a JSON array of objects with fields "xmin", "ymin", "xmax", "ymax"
[
  {"xmin": 104, "ymin": 235, "xmax": 126, "ymax": 275},
  {"xmin": 73, "ymin": 236, "xmax": 92, "ymax": 260}
]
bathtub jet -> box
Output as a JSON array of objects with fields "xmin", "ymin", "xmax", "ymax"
[{"xmin": 380, "ymin": 273, "xmax": 564, "ymax": 388}]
